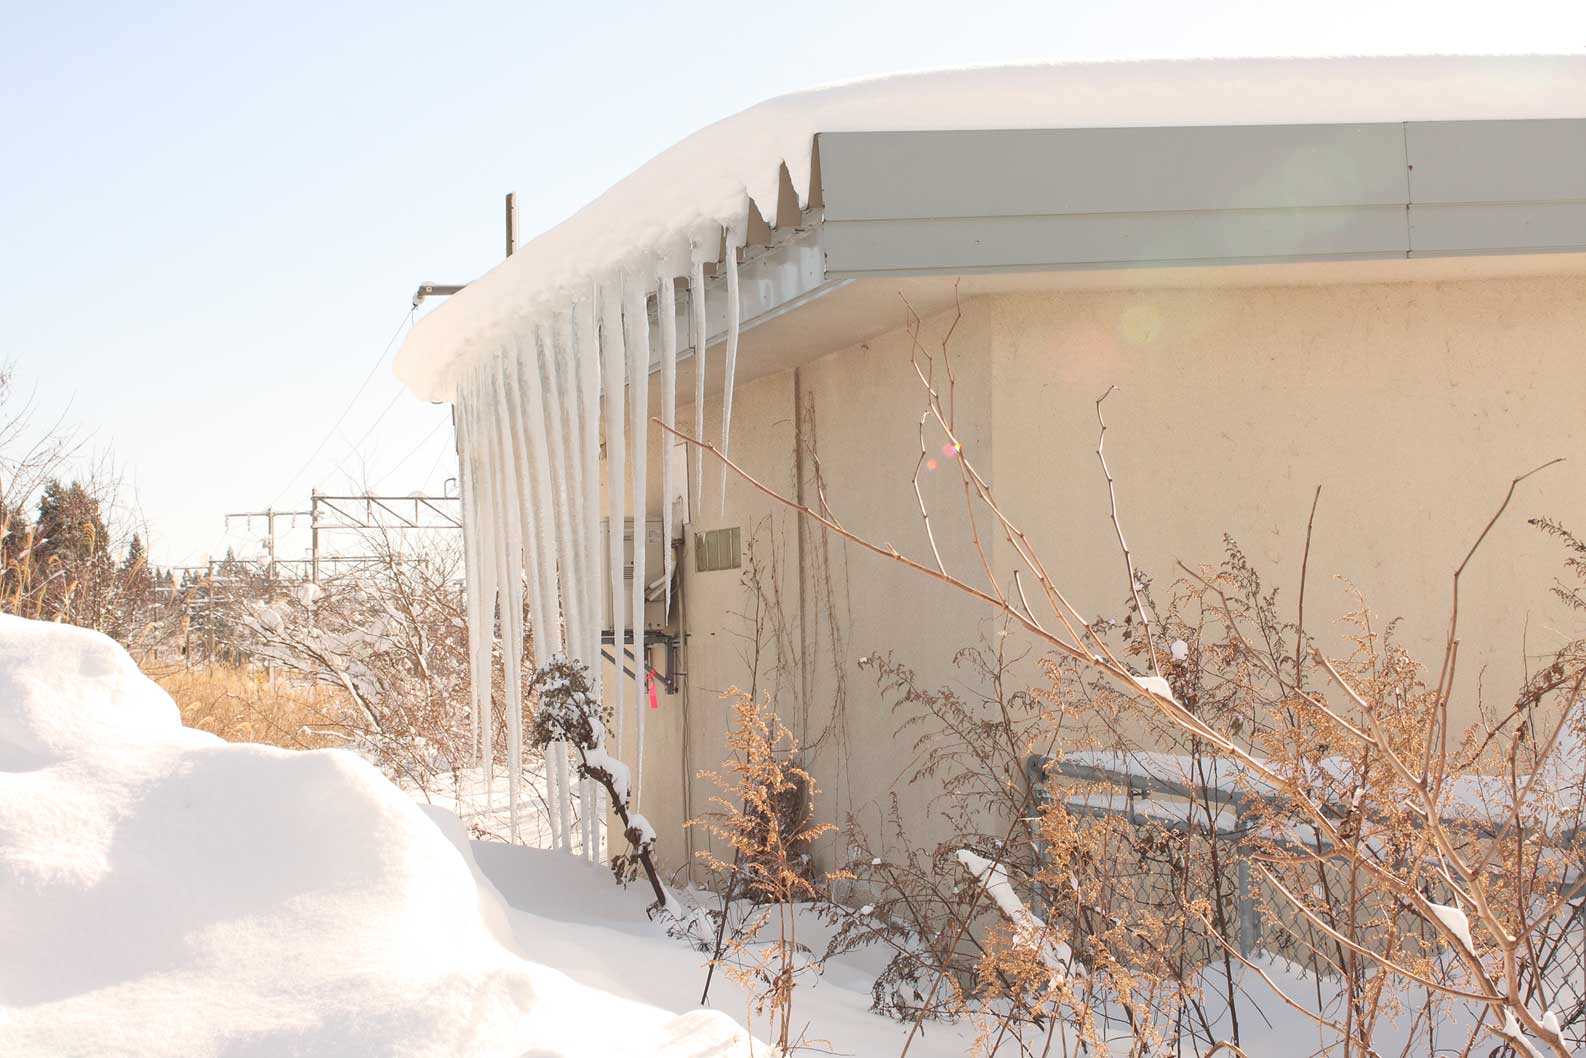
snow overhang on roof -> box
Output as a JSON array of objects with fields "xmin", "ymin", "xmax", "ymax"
[{"xmin": 394, "ymin": 55, "xmax": 1586, "ymax": 403}]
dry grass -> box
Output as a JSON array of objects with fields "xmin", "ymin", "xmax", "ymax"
[{"xmin": 148, "ymin": 663, "xmax": 348, "ymax": 751}]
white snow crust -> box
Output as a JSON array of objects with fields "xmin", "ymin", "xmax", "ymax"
[
  {"xmin": 1429, "ymin": 901, "xmax": 1477, "ymax": 956},
  {"xmin": 395, "ymin": 55, "xmax": 1586, "ymax": 402},
  {"xmin": 955, "ymin": 849, "xmax": 1076, "ymax": 977},
  {"xmin": 585, "ymin": 744, "xmax": 631, "ymax": 805},
  {"xmin": 7, "ymin": 615, "xmax": 1546, "ymax": 1058},
  {"xmin": 627, "ymin": 811, "xmax": 656, "ymax": 847},
  {"xmin": 1131, "ymin": 673, "xmax": 1179, "ymax": 704},
  {"xmin": 0, "ymin": 615, "xmax": 741, "ymax": 1058}
]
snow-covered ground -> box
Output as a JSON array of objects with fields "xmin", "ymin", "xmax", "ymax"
[
  {"xmin": 0, "ymin": 615, "xmax": 1000, "ymax": 1057},
  {"xmin": 406, "ymin": 763, "xmax": 604, "ymax": 853},
  {"xmin": 472, "ymin": 844, "xmax": 1006, "ymax": 1057},
  {"xmin": 3, "ymin": 614, "xmax": 1534, "ymax": 1056},
  {"xmin": 0, "ymin": 616, "xmax": 743, "ymax": 1057}
]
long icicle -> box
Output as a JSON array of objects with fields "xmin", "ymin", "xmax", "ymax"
[
  {"xmin": 537, "ymin": 319, "xmax": 582, "ymax": 854},
  {"xmin": 554, "ymin": 308, "xmax": 590, "ymax": 857},
  {"xmin": 489, "ymin": 351, "xmax": 531, "ymax": 845},
  {"xmin": 483, "ymin": 355, "xmax": 519, "ymax": 844},
  {"xmin": 554, "ymin": 311, "xmax": 589, "ymax": 667},
  {"xmin": 506, "ymin": 340, "xmax": 557, "ymax": 663},
  {"xmin": 718, "ymin": 228, "xmax": 743, "ymax": 515},
  {"xmin": 577, "ymin": 292, "xmax": 607, "ymax": 862},
  {"xmin": 567, "ymin": 304, "xmax": 596, "ymax": 862},
  {"xmin": 461, "ymin": 370, "xmax": 497, "ymax": 819},
  {"xmin": 519, "ymin": 330, "xmax": 563, "ymax": 853},
  {"xmin": 512, "ymin": 332, "xmax": 569, "ymax": 853},
  {"xmin": 657, "ymin": 270, "xmax": 678, "ymax": 616},
  {"xmin": 454, "ymin": 394, "xmax": 484, "ymax": 770},
  {"xmin": 689, "ymin": 255, "xmax": 708, "ymax": 519},
  {"xmin": 599, "ymin": 279, "xmax": 629, "ymax": 780},
  {"xmin": 624, "ymin": 278, "xmax": 653, "ymax": 808},
  {"xmin": 477, "ymin": 366, "xmax": 516, "ymax": 833},
  {"xmin": 543, "ymin": 691, "xmax": 562, "ymax": 850}
]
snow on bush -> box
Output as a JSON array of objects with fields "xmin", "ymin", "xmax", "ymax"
[
  {"xmin": 955, "ymin": 850, "xmax": 1078, "ymax": 980},
  {"xmin": 1428, "ymin": 901, "xmax": 1476, "ymax": 958},
  {"xmin": 0, "ymin": 615, "xmax": 743, "ymax": 1057},
  {"xmin": 527, "ymin": 655, "xmax": 680, "ymax": 918}
]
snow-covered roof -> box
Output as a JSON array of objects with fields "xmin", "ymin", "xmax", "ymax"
[{"xmin": 394, "ymin": 55, "xmax": 1586, "ymax": 402}]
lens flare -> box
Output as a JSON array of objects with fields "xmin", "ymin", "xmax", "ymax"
[{"xmin": 1119, "ymin": 303, "xmax": 1163, "ymax": 345}]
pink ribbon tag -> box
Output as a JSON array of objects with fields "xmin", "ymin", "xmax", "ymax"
[{"xmin": 646, "ymin": 671, "xmax": 659, "ymax": 709}]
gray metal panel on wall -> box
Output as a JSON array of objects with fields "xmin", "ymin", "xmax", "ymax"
[
  {"xmin": 824, "ymin": 206, "xmax": 1410, "ymax": 275},
  {"xmin": 813, "ymin": 118, "xmax": 1586, "ymax": 278},
  {"xmin": 819, "ymin": 124, "xmax": 1410, "ymax": 221},
  {"xmin": 1409, "ymin": 202, "xmax": 1586, "ymax": 255},
  {"xmin": 1406, "ymin": 120, "xmax": 1586, "ymax": 205}
]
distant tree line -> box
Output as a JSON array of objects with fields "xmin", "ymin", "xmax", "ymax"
[{"xmin": 1, "ymin": 477, "xmax": 178, "ymax": 652}]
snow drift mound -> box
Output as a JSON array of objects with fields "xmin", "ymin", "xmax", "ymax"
[{"xmin": 0, "ymin": 616, "xmax": 745, "ymax": 1058}]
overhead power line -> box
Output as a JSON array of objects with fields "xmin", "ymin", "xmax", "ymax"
[
  {"xmin": 343, "ymin": 388, "xmax": 406, "ymax": 460},
  {"xmin": 272, "ymin": 308, "xmax": 414, "ymax": 506},
  {"xmin": 373, "ymin": 416, "xmax": 451, "ymax": 491}
]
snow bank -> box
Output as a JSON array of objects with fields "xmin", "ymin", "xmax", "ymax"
[
  {"xmin": 0, "ymin": 615, "xmax": 744, "ymax": 1058},
  {"xmin": 395, "ymin": 54, "xmax": 1586, "ymax": 402}
]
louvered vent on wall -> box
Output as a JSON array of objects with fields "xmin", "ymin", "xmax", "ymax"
[{"xmin": 694, "ymin": 527, "xmax": 741, "ymax": 572}]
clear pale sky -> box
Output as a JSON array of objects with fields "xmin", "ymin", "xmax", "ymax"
[{"xmin": 3, "ymin": 0, "xmax": 1582, "ymax": 567}]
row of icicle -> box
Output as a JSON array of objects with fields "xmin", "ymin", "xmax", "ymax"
[{"xmin": 456, "ymin": 229, "xmax": 745, "ymax": 857}]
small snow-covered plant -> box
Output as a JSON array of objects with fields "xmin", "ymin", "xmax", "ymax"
[
  {"xmin": 527, "ymin": 653, "xmax": 606, "ymax": 750},
  {"xmin": 821, "ymin": 802, "xmax": 982, "ymax": 1022},
  {"xmin": 527, "ymin": 654, "xmax": 674, "ymax": 917},
  {"xmin": 693, "ymin": 691, "xmax": 837, "ymax": 1056},
  {"xmin": 230, "ymin": 530, "xmax": 475, "ymax": 791}
]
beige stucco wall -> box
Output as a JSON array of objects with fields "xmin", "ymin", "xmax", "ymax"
[{"xmin": 639, "ymin": 272, "xmax": 1586, "ymax": 880}]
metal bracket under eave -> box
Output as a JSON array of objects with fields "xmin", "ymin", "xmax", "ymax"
[
  {"xmin": 412, "ymin": 282, "xmax": 468, "ymax": 309},
  {"xmin": 654, "ymin": 219, "xmax": 831, "ymax": 368},
  {"xmin": 599, "ymin": 630, "xmax": 680, "ymax": 695}
]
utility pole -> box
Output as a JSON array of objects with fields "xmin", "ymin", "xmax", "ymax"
[
  {"xmin": 206, "ymin": 559, "xmax": 215, "ymax": 662},
  {"xmin": 307, "ymin": 493, "xmax": 461, "ymax": 533},
  {"xmin": 310, "ymin": 489, "xmax": 320, "ymax": 585},
  {"xmin": 412, "ymin": 190, "xmax": 518, "ymax": 308},
  {"xmin": 223, "ymin": 507, "xmax": 312, "ymax": 581},
  {"xmin": 505, "ymin": 191, "xmax": 517, "ymax": 257},
  {"xmin": 223, "ymin": 493, "xmax": 460, "ymax": 584}
]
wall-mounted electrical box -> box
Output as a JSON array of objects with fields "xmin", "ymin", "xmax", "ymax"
[{"xmin": 600, "ymin": 517, "xmax": 671, "ymax": 632}]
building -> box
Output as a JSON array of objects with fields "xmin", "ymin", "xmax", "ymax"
[{"xmin": 394, "ymin": 56, "xmax": 1586, "ymax": 876}]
